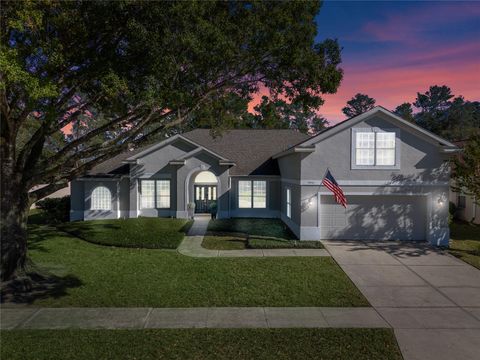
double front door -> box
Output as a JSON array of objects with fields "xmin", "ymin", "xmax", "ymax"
[{"xmin": 194, "ymin": 185, "xmax": 217, "ymax": 213}]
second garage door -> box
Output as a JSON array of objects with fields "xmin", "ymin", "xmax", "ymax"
[{"xmin": 319, "ymin": 195, "xmax": 427, "ymax": 241}]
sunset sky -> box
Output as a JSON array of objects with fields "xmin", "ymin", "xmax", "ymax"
[{"xmin": 254, "ymin": 0, "xmax": 480, "ymax": 125}]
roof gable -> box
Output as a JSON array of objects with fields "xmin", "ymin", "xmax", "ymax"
[
  {"xmin": 182, "ymin": 129, "xmax": 310, "ymax": 175},
  {"xmin": 288, "ymin": 107, "xmax": 457, "ymax": 150}
]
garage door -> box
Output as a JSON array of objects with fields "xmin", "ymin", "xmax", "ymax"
[{"xmin": 319, "ymin": 195, "xmax": 427, "ymax": 241}]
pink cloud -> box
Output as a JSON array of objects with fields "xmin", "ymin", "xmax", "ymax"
[
  {"xmin": 322, "ymin": 60, "xmax": 479, "ymax": 124},
  {"xmin": 361, "ymin": 3, "xmax": 480, "ymax": 46}
]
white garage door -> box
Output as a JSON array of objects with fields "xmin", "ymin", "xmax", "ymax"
[{"xmin": 320, "ymin": 195, "xmax": 427, "ymax": 241}]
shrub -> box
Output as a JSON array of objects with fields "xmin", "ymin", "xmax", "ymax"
[
  {"xmin": 35, "ymin": 196, "xmax": 70, "ymax": 224},
  {"xmin": 247, "ymin": 237, "xmax": 323, "ymax": 249}
]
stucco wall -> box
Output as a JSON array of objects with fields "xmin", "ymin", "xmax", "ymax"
[
  {"xmin": 289, "ymin": 112, "xmax": 451, "ymax": 245},
  {"xmin": 300, "ymin": 113, "xmax": 450, "ymax": 184}
]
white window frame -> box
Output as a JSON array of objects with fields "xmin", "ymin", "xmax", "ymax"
[
  {"xmin": 156, "ymin": 180, "xmax": 171, "ymax": 209},
  {"xmin": 238, "ymin": 180, "xmax": 267, "ymax": 209},
  {"xmin": 91, "ymin": 186, "xmax": 112, "ymax": 210},
  {"xmin": 286, "ymin": 187, "xmax": 291, "ymax": 218},
  {"xmin": 140, "ymin": 179, "xmax": 171, "ymax": 209},
  {"xmin": 351, "ymin": 128, "xmax": 400, "ymax": 170}
]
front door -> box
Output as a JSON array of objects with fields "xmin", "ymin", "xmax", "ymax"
[{"xmin": 194, "ymin": 185, "xmax": 217, "ymax": 213}]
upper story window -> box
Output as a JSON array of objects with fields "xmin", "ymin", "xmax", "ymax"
[
  {"xmin": 352, "ymin": 128, "xmax": 399, "ymax": 169},
  {"xmin": 91, "ymin": 186, "xmax": 112, "ymax": 210},
  {"xmin": 238, "ymin": 180, "xmax": 267, "ymax": 209},
  {"xmin": 140, "ymin": 179, "xmax": 171, "ymax": 209}
]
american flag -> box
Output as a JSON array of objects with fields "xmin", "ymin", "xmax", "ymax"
[{"xmin": 322, "ymin": 169, "xmax": 347, "ymax": 208}]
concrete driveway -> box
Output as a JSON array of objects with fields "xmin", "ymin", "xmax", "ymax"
[{"xmin": 322, "ymin": 240, "xmax": 480, "ymax": 360}]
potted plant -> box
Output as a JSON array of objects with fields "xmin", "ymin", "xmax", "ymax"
[
  {"xmin": 209, "ymin": 201, "xmax": 217, "ymax": 220},
  {"xmin": 187, "ymin": 202, "xmax": 196, "ymax": 219}
]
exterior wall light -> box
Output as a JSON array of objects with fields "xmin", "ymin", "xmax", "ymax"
[{"xmin": 437, "ymin": 194, "xmax": 447, "ymax": 206}]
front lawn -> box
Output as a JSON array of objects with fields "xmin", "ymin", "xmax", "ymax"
[
  {"xmin": 1, "ymin": 328, "xmax": 402, "ymax": 360},
  {"xmin": 58, "ymin": 218, "xmax": 192, "ymax": 249},
  {"xmin": 2, "ymin": 225, "xmax": 367, "ymax": 307},
  {"xmin": 204, "ymin": 218, "xmax": 323, "ymax": 250},
  {"xmin": 449, "ymin": 221, "xmax": 480, "ymax": 269}
]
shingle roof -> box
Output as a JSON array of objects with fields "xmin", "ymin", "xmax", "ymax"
[
  {"xmin": 182, "ymin": 129, "xmax": 310, "ymax": 175},
  {"xmin": 88, "ymin": 129, "xmax": 310, "ymax": 176}
]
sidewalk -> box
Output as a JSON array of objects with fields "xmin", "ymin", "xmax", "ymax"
[
  {"xmin": 322, "ymin": 240, "xmax": 480, "ymax": 360},
  {"xmin": 178, "ymin": 215, "xmax": 329, "ymax": 258},
  {"xmin": 1, "ymin": 306, "xmax": 387, "ymax": 330}
]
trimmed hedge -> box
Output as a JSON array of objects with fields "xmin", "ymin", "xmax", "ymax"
[
  {"xmin": 248, "ymin": 237, "xmax": 324, "ymax": 249},
  {"xmin": 35, "ymin": 196, "xmax": 70, "ymax": 224}
]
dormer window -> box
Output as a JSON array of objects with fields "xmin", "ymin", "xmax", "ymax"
[{"xmin": 352, "ymin": 128, "xmax": 399, "ymax": 169}]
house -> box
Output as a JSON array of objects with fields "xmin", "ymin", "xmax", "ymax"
[{"xmin": 70, "ymin": 106, "xmax": 459, "ymax": 246}]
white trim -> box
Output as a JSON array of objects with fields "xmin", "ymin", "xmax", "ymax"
[
  {"xmin": 230, "ymin": 175, "xmax": 281, "ymax": 178},
  {"xmin": 172, "ymin": 146, "xmax": 234, "ymax": 164},
  {"xmin": 116, "ymin": 181, "xmax": 120, "ymax": 219},
  {"xmin": 282, "ymin": 178, "xmax": 449, "ymax": 186},
  {"xmin": 77, "ymin": 177, "xmax": 122, "ymax": 182},
  {"xmin": 125, "ymin": 134, "xmax": 233, "ymax": 162},
  {"xmin": 272, "ymin": 146, "xmax": 315, "ymax": 159},
  {"xmin": 318, "ymin": 191, "xmax": 431, "ymax": 196}
]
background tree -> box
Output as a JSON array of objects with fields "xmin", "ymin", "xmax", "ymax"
[
  {"xmin": 0, "ymin": 1, "xmax": 343, "ymax": 280},
  {"xmin": 246, "ymin": 96, "xmax": 329, "ymax": 134},
  {"xmin": 342, "ymin": 93, "xmax": 375, "ymax": 118},
  {"xmin": 393, "ymin": 102, "xmax": 414, "ymax": 122},
  {"xmin": 452, "ymin": 133, "xmax": 480, "ymax": 207},
  {"xmin": 412, "ymin": 85, "xmax": 480, "ymax": 140}
]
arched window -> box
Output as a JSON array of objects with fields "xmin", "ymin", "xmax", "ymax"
[{"xmin": 91, "ymin": 186, "xmax": 111, "ymax": 210}]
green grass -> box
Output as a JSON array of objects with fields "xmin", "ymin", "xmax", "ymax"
[
  {"xmin": 449, "ymin": 221, "xmax": 480, "ymax": 269},
  {"xmin": 202, "ymin": 232, "xmax": 247, "ymax": 250},
  {"xmin": 4, "ymin": 225, "xmax": 367, "ymax": 307},
  {"xmin": 207, "ymin": 218, "xmax": 296, "ymax": 240},
  {"xmin": 1, "ymin": 329, "xmax": 402, "ymax": 360},
  {"xmin": 57, "ymin": 218, "xmax": 193, "ymax": 249}
]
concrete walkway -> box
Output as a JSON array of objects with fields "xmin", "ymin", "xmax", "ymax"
[
  {"xmin": 178, "ymin": 215, "xmax": 329, "ymax": 257},
  {"xmin": 322, "ymin": 240, "xmax": 480, "ymax": 360},
  {"xmin": 1, "ymin": 307, "xmax": 387, "ymax": 330}
]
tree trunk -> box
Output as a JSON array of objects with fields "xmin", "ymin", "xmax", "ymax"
[{"xmin": 1, "ymin": 177, "xmax": 30, "ymax": 282}]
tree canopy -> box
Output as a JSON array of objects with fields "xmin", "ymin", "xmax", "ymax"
[
  {"xmin": 0, "ymin": 0, "xmax": 343, "ymax": 280},
  {"xmin": 1, "ymin": 0, "xmax": 343, "ymax": 201},
  {"xmin": 243, "ymin": 96, "xmax": 329, "ymax": 134},
  {"xmin": 392, "ymin": 85, "xmax": 480, "ymax": 141},
  {"xmin": 342, "ymin": 93, "xmax": 376, "ymax": 118}
]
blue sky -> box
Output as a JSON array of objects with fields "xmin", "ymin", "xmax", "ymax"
[{"xmin": 312, "ymin": 0, "xmax": 480, "ymax": 122}]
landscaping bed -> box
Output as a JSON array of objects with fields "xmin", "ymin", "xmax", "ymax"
[
  {"xmin": 202, "ymin": 233, "xmax": 323, "ymax": 250},
  {"xmin": 204, "ymin": 218, "xmax": 323, "ymax": 250},
  {"xmin": 1, "ymin": 328, "xmax": 402, "ymax": 360}
]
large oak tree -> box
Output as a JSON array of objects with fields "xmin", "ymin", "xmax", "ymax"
[{"xmin": 0, "ymin": 1, "xmax": 343, "ymax": 280}]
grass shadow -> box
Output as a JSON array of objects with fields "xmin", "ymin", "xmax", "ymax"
[{"xmin": 1, "ymin": 266, "xmax": 82, "ymax": 305}]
